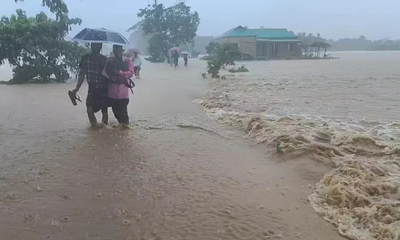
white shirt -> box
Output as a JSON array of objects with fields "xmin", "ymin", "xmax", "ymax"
[{"xmin": 133, "ymin": 57, "xmax": 142, "ymax": 67}]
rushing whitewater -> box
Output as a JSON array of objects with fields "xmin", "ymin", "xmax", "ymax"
[{"xmin": 199, "ymin": 51, "xmax": 400, "ymax": 240}]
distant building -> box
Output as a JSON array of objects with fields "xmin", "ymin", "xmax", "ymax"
[{"xmin": 216, "ymin": 26, "xmax": 302, "ymax": 59}]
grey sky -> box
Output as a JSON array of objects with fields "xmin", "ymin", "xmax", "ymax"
[{"xmin": 2, "ymin": 0, "xmax": 400, "ymax": 40}]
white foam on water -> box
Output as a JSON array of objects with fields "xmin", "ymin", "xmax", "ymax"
[{"xmin": 198, "ymin": 56, "xmax": 400, "ymax": 240}]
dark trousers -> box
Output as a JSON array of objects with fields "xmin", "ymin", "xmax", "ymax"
[{"xmin": 111, "ymin": 99, "xmax": 129, "ymax": 124}]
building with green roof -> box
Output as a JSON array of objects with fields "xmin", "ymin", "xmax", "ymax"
[{"xmin": 216, "ymin": 26, "xmax": 302, "ymax": 59}]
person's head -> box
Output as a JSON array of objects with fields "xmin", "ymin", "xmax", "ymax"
[
  {"xmin": 91, "ymin": 43, "xmax": 102, "ymax": 54},
  {"xmin": 134, "ymin": 52, "xmax": 139, "ymax": 57},
  {"xmin": 113, "ymin": 45, "xmax": 123, "ymax": 59}
]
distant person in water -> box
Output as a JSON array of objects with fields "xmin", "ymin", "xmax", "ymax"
[
  {"xmin": 172, "ymin": 50, "xmax": 179, "ymax": 68},
  {"xmin": 71, "ymin": 43, "xmax": 108, "ymax": 127},
  {"xmin": 132, "ymin": 52, "xmax": 142, "ymax": 79},
  {"xmin": 103, "ymin": 45, "xmax": 135, "ymax": 126},
  {"xmin": 183, "ymin": 54, "xmax": 188, "ymax": 67}
]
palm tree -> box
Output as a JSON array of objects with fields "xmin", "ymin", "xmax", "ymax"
[
  {"xmin": 310, "ymin": 42, "xmax": 331, "ymax": 58},
  {"xmin": 321, "ymin": 42, "xmax": 331, "ymax": 58},
  {"xmin": 311, "ymin": 42, "xmax": 323, "ymax": 58}
]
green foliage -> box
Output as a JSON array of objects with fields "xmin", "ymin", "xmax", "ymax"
[
  {"xmin": 137, "ymin": 1, "xmax": 200, "ymax": 63},
  {"xmin": 206, "ymin": 43, "xmax": 242, "ymax": 78},
  {"xmin": 145, "ymin": 35, "xmax": 166, "ymax": 62},
  {"xmin": 15, "ymin": 0, "xmax": 69, "ymax": 19},
  {"xmin": 218, "ymin": 44, "xmax": 242, "ymax": 66},
  {"xmin": 205, "ymin": 41, "xmax": 221, "ymax": 56},
  {"xmin": 240, "ymin": 53, "xmax": 255, "ymax": 61},
  {"xmin": 207, "ymin": 59, "xmax": 222, "ymax": 78},
  {"xmin": 228, "ymin": 65, "xmax": 249, "ymax": 73},
  {"xmin": 0, "ymin": 10, "xmax": 87, "ymax": 83}
]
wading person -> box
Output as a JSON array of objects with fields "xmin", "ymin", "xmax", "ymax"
[
  {"xmin": 70, "ymin": 43, "xmax": 109, "ymax": 127},
  {"xmin": 172, "ymin": 50, "xmax": 180, "ymax": 68},
  {"xmin": 132, "ymin": 52, "xmax": 142, "ymax": 79},
  {"xmin": 183, "ymin": 54, "xmax": 188, "ymax": 67},
  {"xmin": 103, "ymin": 45, "xmax": 135, "ymax": 126}
]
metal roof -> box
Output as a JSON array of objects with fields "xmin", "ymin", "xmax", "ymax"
[
  {"xmin": 257, "ymin": 39, "xmax": 301, "ymax": 42},
  {"xmin": 217, "ymin": 26, "xmax": 298, "ymax": 40}
]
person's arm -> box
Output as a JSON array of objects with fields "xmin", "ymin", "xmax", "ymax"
[
  {"xmin": 72, "ymin": 56, "xmax": 86, "ymax": 93},
  {"xmin": 138, "ymin": 57, "xmax": 142, "ymax": 66},
  {"xmin": 119, "ymin": 58, "xmax": 134, "ymax": 79}
]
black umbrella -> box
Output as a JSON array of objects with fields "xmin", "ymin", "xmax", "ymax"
[{"xmin": 72, "ymin": 28, "xmax": 131, "ymax": 45}]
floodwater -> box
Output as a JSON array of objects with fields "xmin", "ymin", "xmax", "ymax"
[
  {"xmin": 0, "ymin": 51, "xmax": 398, "ymax": 240},
  {"xmin": 199, "ymin": 51, "xmax": 400, "ymax": 240}
]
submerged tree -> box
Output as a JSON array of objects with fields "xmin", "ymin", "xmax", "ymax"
[
  {"xmin": 0, "ymin": 10, "xmax": 89, "ymax": 84},
  {"xmin": 207, "ymin": 43, "xmax": 242, "ymax": 78},
  {"xmin": 310, "ymin": 42, "xmax": 331, "ymax": 58},
  {"xmin": 321, "ymin": 42, "xmax": 331, "ymax": 57},
  {"xmin": 136, "ymin": 1, "xmax": 200, "ymax": 62},
  {"xmin": 205, "ymin": 41, "xmax": 221, "ymax": 56}
]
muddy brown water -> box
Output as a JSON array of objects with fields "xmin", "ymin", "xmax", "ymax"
[{"xmin": 0, "ymin": 57, "xmax": 374, "ymax": 240}]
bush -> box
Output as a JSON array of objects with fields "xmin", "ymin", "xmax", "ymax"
[
  {"xmin": 207, "ymin": 58, "xmax": 222, "ymax": 78},
  {"xmin": 206, "ymin": 43, "xmax": 242, "ymax": 78},
  {"xmin": 228, "ymin": 65, "xmax": 249, "ymax": 73},
  {"xmin": 205, "ymin": 41, "xmax": 221, "ymax": 56},
  {"xmin": 240, "ymin": 53, "xmax": 254, "ymax": 61}
]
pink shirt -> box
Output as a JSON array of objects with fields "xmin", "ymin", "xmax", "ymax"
[{"xmin": 102, "ymin": 58, "xmax": 134, "ymax": 100}]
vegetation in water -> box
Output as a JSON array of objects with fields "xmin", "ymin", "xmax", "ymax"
[
  {"xmin": 228, "ymin": 65, "xmax": 249, "ymax": 73},
  {"xmin": 0, "ymin": 10, "xmax": 88, "ymax": 84},
  {"xmin": 206, "ymin": 42, "xmax": 243, "ymax": 78},
  {"xmin": 134, "ymin": 0, "xmax": 200, "ymax": 63}
]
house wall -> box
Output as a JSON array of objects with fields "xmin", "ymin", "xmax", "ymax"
[
  {"xmin": 256, "ymin": 42, "xmax": 302, "ymax": 58},
  {"xmin": 277, "ymin": 43, "xmax": 289, "ymax": 56},
  {"xmin": 218, "ymin": 37, "xmax": 302, "ymax": 59},
  {"xmin": 218, "ymin": 37, "xmax": 257, "ymax": 58}
]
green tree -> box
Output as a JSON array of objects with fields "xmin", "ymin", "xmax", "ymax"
[
  {"xmin": 14, "ymin": 0, "xmax": 69, "ymax": 18},
  {"xmin": 205, "ymin": 41, "xmax": 221, "ymax": 56},
  {"xmin": 311, "ymin": 42, "xmax": 324, "ymax": 58},
  {"xmin": 321, "ymin": 42, "xmax": 331, "ymax": 57},
  {"xmin": 207, "ymin": 43, "xmax": 242, "ymax": 78},
  {"xmin": 136, "ymin": 0, "xmax": 200, "ymax": 62},
  {"xmin": 0, "ymin": 10, "xmax": 88, "ymax": 84}
]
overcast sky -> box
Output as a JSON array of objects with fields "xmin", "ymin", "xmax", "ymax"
[{"xmin": 2, "ymin": 0, "xmax": 400, "ymax": 40}]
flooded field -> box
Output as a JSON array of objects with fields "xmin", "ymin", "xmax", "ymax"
[{"xmin": 1, "ymin": 51, "xmax": 399, "ymax": 239}]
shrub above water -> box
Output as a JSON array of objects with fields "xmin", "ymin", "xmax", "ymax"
[
  {"xmin": 206, "ymin": 43, "xmax": 244, "ymax": 78},
  {"xmin": 228, "ymin": 65, "xmax": 249, "ymax": 73}
]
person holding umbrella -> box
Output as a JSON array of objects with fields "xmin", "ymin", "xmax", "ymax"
[
  {"xmin": 181, "ymin": 51, "xmax": 190, "ymax": 67},
  {"xmin": 125, "ymin": 49, "xmax": 142, "ymax": 79},
  {"xmin": 69, "ymin": 28, "xmax": 132, "ymax": 127},
  {"xmin": 70, "ymin": 43, "xmax": 109, "ymax": 127},
  {"xmin": 133, "ymin": 52, "xmax": 142, "ymax": 79}
]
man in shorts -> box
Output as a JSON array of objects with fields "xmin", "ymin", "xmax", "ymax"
[{"xmin": 71, "ymin": 43, "xmax": 109, "ymax": 126}]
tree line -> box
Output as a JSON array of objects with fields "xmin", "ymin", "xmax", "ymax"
[
  {"xmin": 2, "ymin": 0, "xmax": 201, "ymax": 83},
  {"xmin": 295, "ymin": 32, "xmax": 400, "ymax": 51}
]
